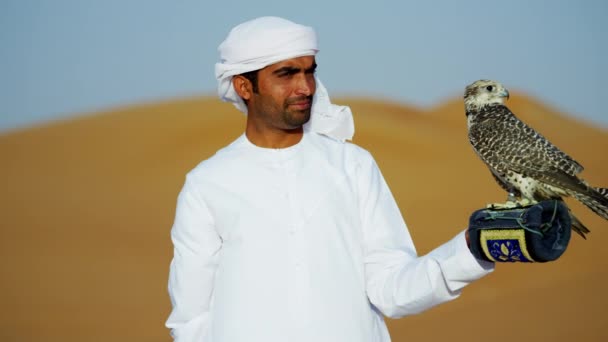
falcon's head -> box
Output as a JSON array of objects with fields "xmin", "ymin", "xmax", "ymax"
[{"xmin": 464, "ymin": 79, "xmax": 510, "ymax": 113}]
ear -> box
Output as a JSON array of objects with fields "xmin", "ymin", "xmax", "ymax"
[{"xmin": 233, "ymin": 75, "xmax": 253, "ymax": 101}]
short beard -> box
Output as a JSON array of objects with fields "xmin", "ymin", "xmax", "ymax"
[
  {"xmin": 283, "ymin": 110, "xmax": 311, "ymax": 128},
  {"xmin": 283, "ymin": 96, "xmax": 313, "ymax": 127}
]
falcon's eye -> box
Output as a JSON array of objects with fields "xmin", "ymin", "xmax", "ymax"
[{"xmin": 486, "ymin": 85, "xmax": 494, "ymax": 91}]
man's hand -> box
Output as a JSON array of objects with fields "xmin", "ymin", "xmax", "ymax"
[{"xmin": 467, "ymin": 200, "xmax": 572, "ymax": 262}]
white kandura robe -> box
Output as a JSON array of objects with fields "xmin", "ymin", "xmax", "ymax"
[{"xmin": 166, "ymin": 132, "xmax": 494, "ymax": 342}]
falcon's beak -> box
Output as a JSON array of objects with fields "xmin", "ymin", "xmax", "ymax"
[{"xmin": 501, "ymin": 89, "xmax": 510, "ymax": 100}]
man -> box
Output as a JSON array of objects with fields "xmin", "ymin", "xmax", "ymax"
[{"xmin": 165, "ymin": 16, "xmax": 495, "ymax": 342}]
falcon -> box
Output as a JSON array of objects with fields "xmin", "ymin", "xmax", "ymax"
[{"xmin": 463, "ymin": 79, "xmax": 608, "ymax": 238}]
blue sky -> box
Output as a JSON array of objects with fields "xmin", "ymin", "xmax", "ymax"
[{"xmin": 1, "ymin": 0, "xmax": 606, "ymax": 132}]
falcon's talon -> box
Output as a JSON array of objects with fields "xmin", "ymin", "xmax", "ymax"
[
  {"xmin": 516, "ymin": 198, "xmax": 536, "ymax": 207},
  {"xmin": 487, "ymin": 201, "xmax": 520, "ymax": 210}
]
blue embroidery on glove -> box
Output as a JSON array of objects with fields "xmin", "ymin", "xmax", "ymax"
[
  {"xmin": 480, "ymin": 229, "xmax": 536, "ymax": 262},
  {"xmin": 486, "ymin": 239, "xmax": 532, "ymax": 262}
]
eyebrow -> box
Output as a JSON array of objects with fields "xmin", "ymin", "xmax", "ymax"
[{"xmin": 272, "ymin": 63, "xmax": 317, "ymax": 75}]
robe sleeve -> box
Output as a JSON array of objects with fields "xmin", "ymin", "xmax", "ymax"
[
  {"xmin": 166, "ymin": 176, "xmax": 222, "ymax": 341},
  {"xmin": 359, "ymin": 154, "xmax": 494, "ymax": 319}
]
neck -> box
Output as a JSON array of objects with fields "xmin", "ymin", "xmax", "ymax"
[
  {"xmin": 245, "ymin": 124, "xmax": 304, "ymax": 149},
  {"xmin": 466, "ymin": 103, "xmax": 500, "ymax": 114},
  {"xmin": 465, "ymin": 99, "xmax": 504, "ymax": 113}
]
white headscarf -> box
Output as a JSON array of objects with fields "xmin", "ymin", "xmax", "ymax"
[{"xmin": 215, "ymin": 16, "xmax": 354, "ymax": 141}]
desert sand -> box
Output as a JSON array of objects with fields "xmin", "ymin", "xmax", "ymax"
[{"xmin": 1, "ymin": 94, "xmax": 607, "ymax": 341}]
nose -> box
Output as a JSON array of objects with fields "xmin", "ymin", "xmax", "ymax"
[{"xmin": 294, "ymin": 74, "xmax": 315, "ymax": 96}]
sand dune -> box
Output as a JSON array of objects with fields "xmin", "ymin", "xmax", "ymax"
[{"xmin": 1, "ymin": 95, "xmax": 607, "ymax": 341}]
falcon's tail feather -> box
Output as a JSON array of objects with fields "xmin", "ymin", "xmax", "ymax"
[
  {"xmin": 570, "ymin": 213, "xmax": 590, "ymax": 239},
  {"xmin": 572, "ymin": 187, "xmax": 608, "ymax": 221}
]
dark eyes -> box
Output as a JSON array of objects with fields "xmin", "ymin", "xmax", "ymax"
[
  {"xmin": 275, "ymin": 66, "xmax": 316, "ymax": 78},
  {"xmin": 278, "ymin": 71, "xmax": 296, "ymax": 77},
  {"xmin": 486, "ymin": 85, "xmax": 494, "ymax": 91}
]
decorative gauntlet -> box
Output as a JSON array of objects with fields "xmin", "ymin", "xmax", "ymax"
[{"xmin": 467, "ymin": 200, "xmax": 572, "ymax": 262}]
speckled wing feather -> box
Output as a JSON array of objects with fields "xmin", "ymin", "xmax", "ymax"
[{"xmin": 468, "ymin": 105, "xmax": 586, "ymax": 194}]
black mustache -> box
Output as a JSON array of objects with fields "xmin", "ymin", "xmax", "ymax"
[{"xmin": 286, "ymin": 96, "xmax": 313, "ymax": 105}]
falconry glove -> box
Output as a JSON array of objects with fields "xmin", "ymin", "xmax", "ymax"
[{"xmin": 467, "ymin": 200, "xmax": 572, "ymax": 262}]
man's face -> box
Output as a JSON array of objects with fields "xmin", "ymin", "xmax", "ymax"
[{"xmin": 248, "ymin": 56, "xmax": 317, "ymax": 131}]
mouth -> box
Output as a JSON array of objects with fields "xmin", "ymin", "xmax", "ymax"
[
  {"xmin": 290, "ymin": 102, "xmax": 311, "ymax": 110},
  {"xmin": 287, "ymin": 98, "xmax": 312, "ymax": 110}
]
